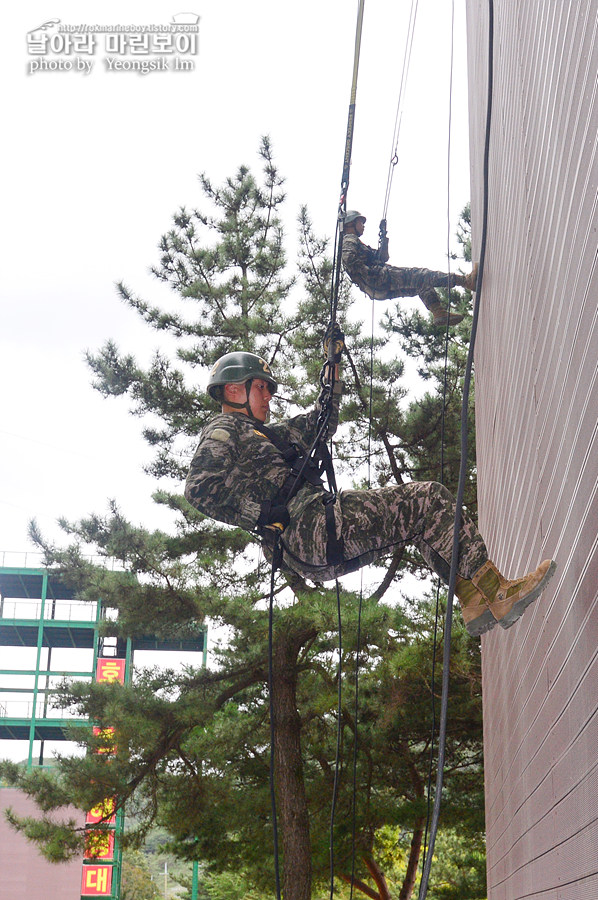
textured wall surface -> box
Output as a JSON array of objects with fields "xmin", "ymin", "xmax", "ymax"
[
  {"xmin": 466, "ymin": 1, "xmax": 598, "ymax": 897},
  {"xmin": 0, "ymin": 788, "xmax": 84, "ymax": 898}
]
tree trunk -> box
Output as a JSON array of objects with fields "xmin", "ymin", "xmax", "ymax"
[
  {"xmin": 364, "ymin": 857, "xmax": 392, "ymax": 900},
  {"xmin": 271, "ymin": 627, "xmax": 316, "ymax": 900},
  {"xmin": 398, "ymin": 816, "xmax": 425, "ymax": 900},
  {"xmin": 391, "ymin": 743, "xmax": 427, "ymax": 900},
  {"xmin": 339, "ymin": 869, "xmax": 381, "ymax": 899}
]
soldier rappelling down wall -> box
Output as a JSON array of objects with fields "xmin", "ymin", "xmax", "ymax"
[
  {"xmin": 185, "ymin": 336, "xmax": 556, "ymax": 638},
  {"xmin": 341, "ymin": 210, "xmax": 478, "ymax": 326}
]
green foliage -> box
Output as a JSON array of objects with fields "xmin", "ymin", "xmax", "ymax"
[
  {"xmin": 6, "ymin": 143, "xmax": 483, "ymax": 900},
  {"xmin": 121, "ymin": 849, "xmax": 161, "ymax": 900},
  {"xmin": 366, "ymin": 825, "xmax": 486, "ymax": 899},
  {"xmin": 199, "ymin": 870, "xmax": 266, "ymax": 900},
  {"xmin": 423, "ymin": 829, "xmax": 487, "ymax": 899}
]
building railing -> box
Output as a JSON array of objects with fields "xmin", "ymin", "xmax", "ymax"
[
  {"xmin": 0, "ymin": 598, "xmax": 99, "ymax": 622},
  {"xmin": 0, "ymin": 699, "xmax": 85, "ymax": 719},
  {"xmin": 0, "ymin": 550, "xmax": 124, "ymax": 570}
]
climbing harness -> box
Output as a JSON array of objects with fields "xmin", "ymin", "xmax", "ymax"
[{"xmin": 254, "ymin": 405, "xmax": 346, "ymax": 568}]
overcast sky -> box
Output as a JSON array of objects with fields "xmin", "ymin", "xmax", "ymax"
[{"xmin": 1, "ymin": 0, "xmax": 471, "ymax": 560}]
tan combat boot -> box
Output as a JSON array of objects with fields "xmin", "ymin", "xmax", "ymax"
[
  {"xmin": 456, "ymin": 558, "xmax": 557, "ymax": 636},
  {"xmin": 430, "ymin": 304, "xmax": 464, "ymax": 326},
  {"xmin": 419, "ymin": 287, "xmax": 464, "ymax": 326},
  {"xmin": 455, "ymin": 576, "xmax": 496, "ymax": 636},
  {"xmin": 459, "ymin": 262, "xmax": 479, "ymax": 292}
]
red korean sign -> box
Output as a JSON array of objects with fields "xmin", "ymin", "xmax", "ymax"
[
  {"xmin": 84, "ymin": 829, "xmax": 115, "ymax": 860},
  {"xmin": 85, "ymin": 797, "xmax": 116, "ymax": 826},
  {"xmin": 95, "ymin": 658, "xmax": 126, "ymax": 684},
  {"xmin": 81, "ymin": 864, "xmax": 113, "ymax": 896},
  {"xmin": 92, "ymin": 725, "xmax": 117, "ymax": 754}
]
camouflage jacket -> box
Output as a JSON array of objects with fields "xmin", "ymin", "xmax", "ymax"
[
  {"xmin": 185, "ymin": 381, "xmax": 343, "ymax": 533},
  {"xmin": 341, "ymin": 234, "xmax": 382, "ymax": 274}
]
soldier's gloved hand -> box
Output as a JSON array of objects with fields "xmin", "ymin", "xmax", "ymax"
[
  {"xmin": 256, "ymin": 501, "xmax": 290, "ymax": 536},
  {"xmin": 323, "ymin": 321, "xmax": 345, "ymax": 363},
  {"xmin": 377, "ymin": 236, "xmax": 390, "ymax": 263}
]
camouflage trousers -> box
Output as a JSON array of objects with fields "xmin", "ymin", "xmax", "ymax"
[
  {"xmin": 281, "ymin": 481, "xmax": 488, "ymax": 585},
  {"xmin": 349, "ymin": 264, "xmax": 461, "ymax": 302}
]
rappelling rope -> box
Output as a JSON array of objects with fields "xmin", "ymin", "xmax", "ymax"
[
  {"xmin": 268, "ymin": 5, "xmax": 367, "ymax": 895},
  {"xmin": 268, "ymin": 558, "xmax": 282, "ymax": 900},
  {"xmin": 418, "ymin": 0, "xmax": 494, "ymax": 896},
  {"xmin": 348, "ymin": 297, "xmax": 375, "ymax": 900},
  {"xmin": 327, "ymin": 4, "xmax": 366, "ymax": 897},
  {"xmin": 330, "ymin": 0, "xmax": 366, "ymax": 326},
  {"xmin": 266, "ymin": 394, "xmax": 339, "ymax": 900},
  {"xmin": 420, "ymin": 0, "xmax": 457, "ymax": 878},
  {"xmin": 381, "ymin": 0, "xmax": 420, "ymax": 224}
]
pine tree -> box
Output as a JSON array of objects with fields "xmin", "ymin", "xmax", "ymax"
[{"xmin": 0, "ymin": 145, "xmax": 483, "ymax": 900}]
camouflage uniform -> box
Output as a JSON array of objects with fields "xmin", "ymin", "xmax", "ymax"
[
  {"xmin": 185, "ymin": 382, "xmax": 489, "ymax": 585},
  {"xmin": 341, "ymin": 233, "xmax": 463, "ymax": 302}
]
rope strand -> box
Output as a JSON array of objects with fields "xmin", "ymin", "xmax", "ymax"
[
  {"xmin": 381, "ymin": 0, "xmax": 420, "ymax": 221},
  {"xmin": 268, "ymin": 547, "xmax": 282, "ymax": 900},
  {"xmin": 327, "ymin": 5, "xmax": 367, "ymax": 894},
  {"xmin": 420, "ymin": 0, "xmax": 456, "ymax": 879},
  {"xmin": 418, "ymin": 0, "xmax": 494, "ymax": 894},
  {"xmin": 330, "ymin": 0, "xmax": 366, "ymax": 325}
]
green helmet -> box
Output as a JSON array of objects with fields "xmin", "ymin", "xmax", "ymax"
[
  {"xmin": 344, "ymin": 209, "xmax": 366, "ymax": 225},
  {"xmin": 207, "ymin": 352, "xmax": 278, "ymax": 400}
]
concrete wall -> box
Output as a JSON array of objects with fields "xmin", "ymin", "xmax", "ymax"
[
  {"xmin": 0, "ymin": 788, "xmax": 84, "ymax": 899},
  {"xmin": 466, "ymin": 2, "xmax": 598, "ymax": 897}
]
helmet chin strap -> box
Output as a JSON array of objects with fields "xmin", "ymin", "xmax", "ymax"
[{"xmin": 225, "ymin": 380, "xmax": 255, "ymax": 417}]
